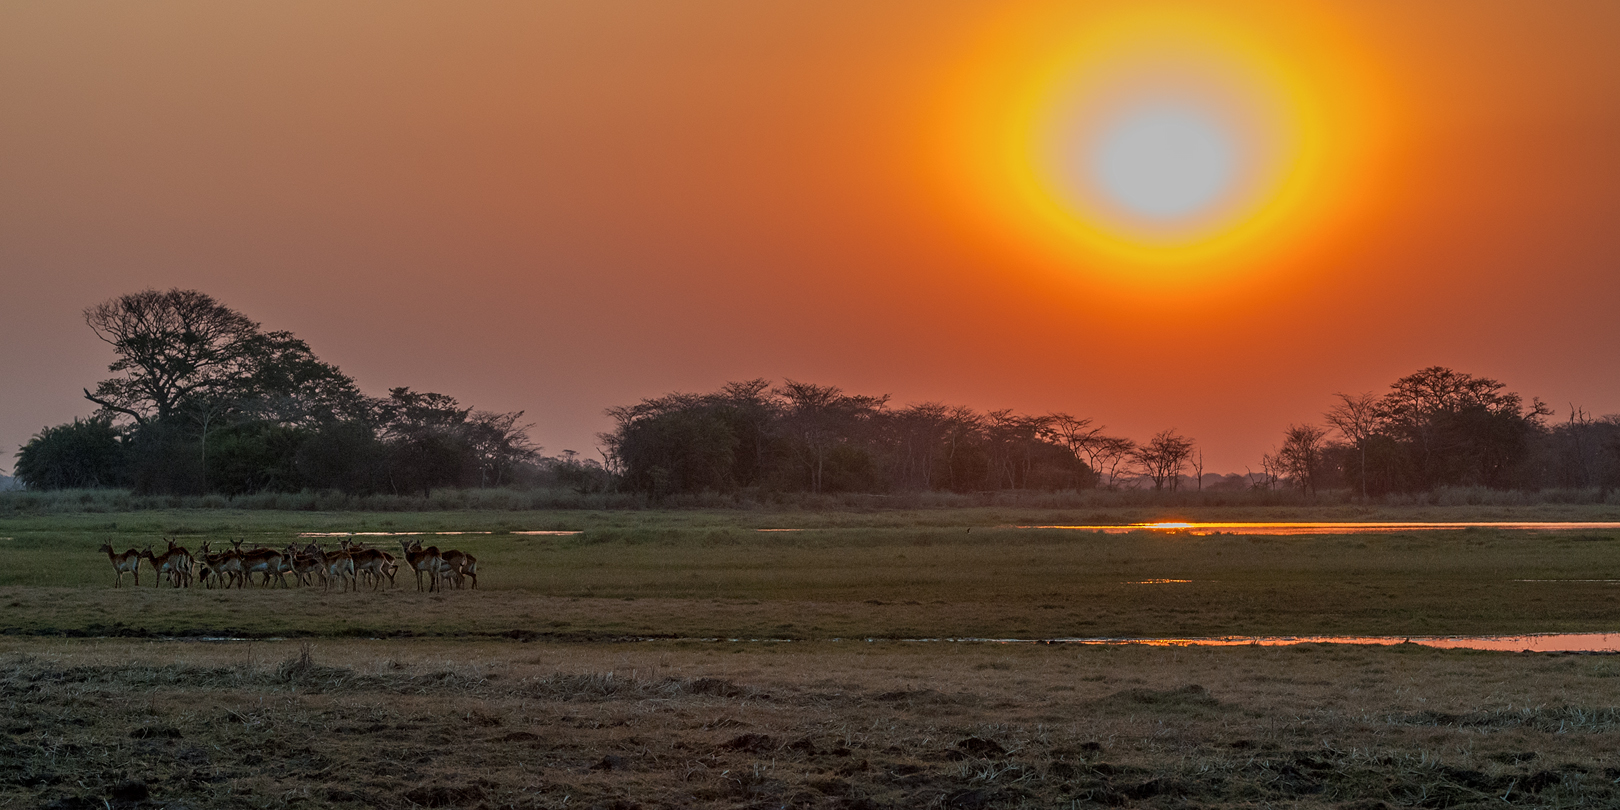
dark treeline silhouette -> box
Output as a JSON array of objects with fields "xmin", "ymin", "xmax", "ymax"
[
  {"xmin": 1262, "ymin": 366, "xmax": 1620, "ymax": 497},
  {"xmin": 13, "ymin": 289, "xmax": 606, "ymax": 496},
  {"xmin": 15, "ymin": 292, "xmax": 1620, "ymax": 502},
  {"xmin": 597, "ymin": 379, "xmax": 1199, "ymax": 498}
]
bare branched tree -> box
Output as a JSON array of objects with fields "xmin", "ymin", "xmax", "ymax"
[
  {"xmin": 1131, "ymin": 430, "xmax": 1196, "ymax": 491},
  {"xmin": 1324, "ymin": 392, "xmax": 1378, "ymax": 499},
  {"xmin": 1277, "ymin": 424, "xmax": 1329, "ymax": 494}
]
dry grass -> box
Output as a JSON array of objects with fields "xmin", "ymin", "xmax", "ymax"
[
  {"xmin": 4, "ymin": 638, "xmax": 1620, "ymax": 808},
  {"xmin": 6, "ymin": 507, "xmax": 1620, "ymax": 806}
]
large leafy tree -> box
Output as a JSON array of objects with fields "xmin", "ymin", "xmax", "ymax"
[
  {"xmin": 13, "ymin": 417, "xmax": 127, "ymax": 490},
  {"xmin": 82, "ymin": 288, "xmax": 366, "ymax": 427},
  {"xmin": 1371, "ymin": 366, "xmax": 1550, "ymax": 491}
]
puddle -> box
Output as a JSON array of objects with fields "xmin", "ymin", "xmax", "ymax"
[
  {"xmin": 298, "ymin": 531, "xmax": 496, "ymax": 537},
  {"xmin": 1021, "ymin": 522, "xmax": 1620, "ymax": 536},
  {"xmin": 295, "ymin": 530, "xmax": 582, "ymax": 537},
  {"xmin": 136, "ymin": 632, "xmax": 1620, "ymax": 652},
  {"xmin": 998, "ymin": 633, "xmax": 1620, "ymax": 653}
]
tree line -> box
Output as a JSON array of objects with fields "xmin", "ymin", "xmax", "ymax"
[
  {"xmin": 13, "ymin": 289, "xmax": 601, "ymax": 495},
  {"xmin": 1262, "ymin": 366, "xmax": 1620, "ymax": 497},
  {"xmin": 14, "ymin": 291, "xmax": 1620, "ymax": 500}
]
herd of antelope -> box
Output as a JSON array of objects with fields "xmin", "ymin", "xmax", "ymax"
[{"xmin": 96, "ymin": 538, "xmax": 478, "ymax": 592}]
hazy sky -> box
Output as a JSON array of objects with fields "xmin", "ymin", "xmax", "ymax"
[{"xmin": 4, "ymin": 1, "xmax": 1619, "ymax": 474}]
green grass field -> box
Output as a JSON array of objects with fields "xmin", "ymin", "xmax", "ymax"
[
  {"xmin": 5, "ymin": 506, "xmax": 1620, "ymax": 639},
  {"xmin": 6, "ymin": 506, "xmax": 1620, "ymax": 808}
]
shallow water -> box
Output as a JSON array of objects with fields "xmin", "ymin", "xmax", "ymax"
[
  {"xmin": 167, "ymin": 632, "xmax": 1620, "ymax": 652},
  {"xmin": 1021, "ymin": 521, "xmax": 1620, "ymax": 535},
  {"xmin": 869, "ymin": 633, "xmax": 1620, "ymax": 652},
  {"xmin": 297, "ymin": 530, "xmax": 582, "ymax": 537}
]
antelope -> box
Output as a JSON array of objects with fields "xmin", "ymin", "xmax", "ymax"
[
  {"xmin": 399, "ymin": 539, "xmax": 444, "ymax": 592},
  {"xmin": 212, "ymin": 541, "xmax": 246, "ymax": 589},
  {"xmin": 195, "ymin": 541, "xmax": 221, "ymax": 588},
  {"xmin": 290, "ymin": 543, "xmax": 327, "ymax": 588},
  {"xmin": 309, "ymin": 544, "xmax": 356, "ymax": 592},
  {"xmin": 345, "ymin": 540, "xmax": 394, "ymax": 591},
  {"xmin": 139, "ymin": 544, "xmax": 189, "ymax": 588},
  {"xmin": 234, "ymin": 541, "xmax": 288, "ymax": 588},
  {"xmin": 437, "ymin": 547, "xmax": 478, "ymax": 590},
  {"xmin": 164, "ymin": 539, "xmax": 195, "ymax": 588},
  {"xmin": 99, "ymin": 542, "xmax": 141, "ymax": 587}
]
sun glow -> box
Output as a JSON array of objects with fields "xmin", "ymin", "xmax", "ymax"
[{"xmin": 934, "ymin": 2, "xmax": 1387, "ymax": 290}]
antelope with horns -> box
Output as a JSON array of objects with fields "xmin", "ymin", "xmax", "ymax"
[
  {"xmin": 99, "ymin": 542, "xmax": 141, "ymax": 587},
  {"xmin": 138, "ymin": 544, "xmax": 186, "ymax": 588},
  {"xmin": 399, "ymin": 539, "xmax": 444, "ymax": 592}
]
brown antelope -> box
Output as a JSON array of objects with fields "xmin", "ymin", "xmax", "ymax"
[
  {"xmin": 164, "ymin": 539, "xmax": 195, "ymax": 588},
  {"xmin": 436, "ymin": 546, "xmax": 478, "ymax": 590},
  {"xmin": 233, "ymin": 541, "xmax": 288, "ymax": 588},
  {"xmin": 99, "ymin": 542, "xmax": 141, "ymax": 587},
  {"xmin": 195, "ymin": 541, "xmax": 221, "ymax": 588},
  {"xmin": 290, "ymin": 543, "xmax": 327, "ymax": 588},
  {"xmin": 399, "ymin": 539, "xmax": 444, "ymax": 592},
  {"xmin": 139, "ymin": 544, "xmax": 189, "ymax": 588},
  {"xmin": 309, "ymin": 544, "xmax": 356, "ymax": 592},
  {"xmin": 212, "ymin": 541, "xmax": 246, "ymax": 589},
  {"xmin": 198, "ymin": 540, "xmax": 243, "ymax": 589},
  {"xmin": 345, "ymin": 541, "xmax": 394, "ymax": 591}
]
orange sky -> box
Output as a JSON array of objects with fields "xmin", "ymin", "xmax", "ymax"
[{"xmin": 3, "ymin": 1, "xmax": 1619, "ymax": 474}]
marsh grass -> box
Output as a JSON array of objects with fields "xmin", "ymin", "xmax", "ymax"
[
  {"xmin": 3, "ymin": 638, "xmax": 1619, "ymax": 808},
  {"xmin": 6, "ymin": 513, "xmax": 1620, "ymax": 638}
]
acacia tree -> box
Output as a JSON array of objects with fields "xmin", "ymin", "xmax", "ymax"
[
  {"xmin": 82, "ymin": 289, "xmax": 365, "ymax": 428},
  {"xmin": 82, "ymin": 289, "xmax": 263, "ymax": 425},
  {"xmin": 1325, "ymin": 392, "xmax": 1378, "ymax": 498},
  {"xmin": 774, "ymin": 380, "xmax": 887, "ymax": 493},
  {"xmin": 1049, "ymin": 413, "xmax": 1132, "ymax": 490},
  {"xmin": 1132, "ymin": 430, "xmax": 1196, "ymax": 491},
  {"xmin": 1373, "ymin": 367, "xmax": 1550, "ymax": 491},
  {"xmin": 1277, "ymin": 424, "xmax": 1330, "ymax": 494}
]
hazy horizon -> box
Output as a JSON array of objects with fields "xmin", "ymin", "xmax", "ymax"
[{"xmin": 5, "ymin": 1, "xmax": 1619, "ymax": 476}]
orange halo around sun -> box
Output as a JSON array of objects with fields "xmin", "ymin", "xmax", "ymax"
[{"xmin": 933, "ymin": 2, "xmax": 1387, "ymax": 291}]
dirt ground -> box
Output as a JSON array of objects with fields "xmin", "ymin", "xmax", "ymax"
[{"xmin": 4, "ymin": 637, "xmax": 1619, "ymax": 809}]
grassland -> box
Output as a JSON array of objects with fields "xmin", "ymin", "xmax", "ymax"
[
  {"xmin": 6, "ymin": 638, "xmax": 1620, "ymax": 809},
  {"xmin": 4, "ymin": 505, "xmax": 1620, "ymax": 808},
  {"xmin": 4, "ymin": 506, "xmax": 1620, "ymax": 639}
]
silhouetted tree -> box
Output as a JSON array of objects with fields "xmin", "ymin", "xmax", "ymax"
[
  {"xmin": 1325, "ymin": 392, "xmax": 1378, "ymax": 499},
  {"xmin": 13, "ymin": 417, "xmax": 127, "ymax": 490},
  {"xmin": 774, "ymin": 380, "xmax": 887, "ymax": 494},
  {"xmin": 1372, "ymin": 367, "xmax": 1550, "ymax": 492},
  {"xmin": 1132, "ymin": 430, "xmax": 1196, "ymax": 491},
  {"xmin": 1277, "ymin": 424, "xmax": 1330, "ymax": 494}
]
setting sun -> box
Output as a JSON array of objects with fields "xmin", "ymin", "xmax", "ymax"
[{"xmin": 936, "ymin": 2, "xmax": 1388, "ymax": 288}]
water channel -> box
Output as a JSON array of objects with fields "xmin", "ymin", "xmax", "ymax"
[{"xmin": 1021, "ymin": 522, "xmax": 1620, "ymax": 535}]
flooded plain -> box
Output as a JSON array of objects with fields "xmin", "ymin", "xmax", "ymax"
[{"xmin": 1023, "ymin": 521, "xmax": 1620, "ymax": 535}]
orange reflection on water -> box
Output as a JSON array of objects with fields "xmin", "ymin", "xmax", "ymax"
[
  {"xmin": 1102, "ymin": 633, "xmax": 1620, "ymax": 652},
  {"xmin": 1020, "ymin": 522, "xmax": 1620, "ymax": 535}
]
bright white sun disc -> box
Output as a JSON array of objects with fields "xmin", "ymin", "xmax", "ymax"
[{"xmin": 1087, "ymin": 105, "xmax": 1236, "ymax": 220}]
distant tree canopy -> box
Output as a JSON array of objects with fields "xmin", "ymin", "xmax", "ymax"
[
  {"xmin": 1272, "ymin": 366, "xmax": 1586, "ymax": 496},
  {"xmin": 601, "ymin": 379, "xmax": 1110, "ymax": 498},
  {"xmin": 23, "ymin": 297, "xmax": 1609, "ymax": 501},
  {"xmin": 14, "ymin": 289, "xmax": 567, "ymax": 495}
]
